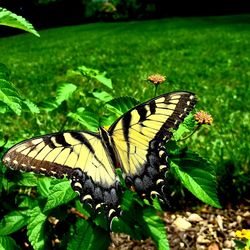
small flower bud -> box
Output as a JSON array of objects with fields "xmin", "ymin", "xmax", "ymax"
[
  {"xmin": 147, "ymin": 74, "xmax": 166, "ymax": 85},
  {"xmin": 194, "ymin": 110, "xmax": 213, "ymax": 125}
]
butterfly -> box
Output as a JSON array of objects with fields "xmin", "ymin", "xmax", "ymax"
[{"xmin": 2, "ymin": 91, "xmax": 196, "ymax": 227}]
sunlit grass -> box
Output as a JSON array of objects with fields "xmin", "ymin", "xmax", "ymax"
[{"xmin": 0, "ymin": 14, "xmax": 249, "ymax": 202}]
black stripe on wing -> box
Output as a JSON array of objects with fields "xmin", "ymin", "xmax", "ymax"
[
  {"xmin": 155, "ymin": 92, "xmax": 196, "ymax": 140},
  {"xmin": 137, "ymin": 105, "xmax": 148, "ymax": 122},
  {"xmin": 109, "ymin": 91, "xmax": 197, "ymax": 206}
]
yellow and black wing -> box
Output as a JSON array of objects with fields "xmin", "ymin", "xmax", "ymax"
[
  {"xmin": 108, "ymin": 91, "xmax": 196, "ymax": 203},
  {"xmin": 2, "ymin": 91, "xmax": 196, "ymax": 225},
  {"xmin": 2, "ymin": 131, "xmax": 121, "ymax": 221}
]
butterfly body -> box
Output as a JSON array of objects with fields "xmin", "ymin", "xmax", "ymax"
[{"xmin": 2, "ymin": 91, "xmax": 196, "ymax": 226}]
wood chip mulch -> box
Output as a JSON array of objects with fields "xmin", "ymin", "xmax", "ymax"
[{"xmin": 109, "ymin": 204, "xmax": 250, "ymax": 250}]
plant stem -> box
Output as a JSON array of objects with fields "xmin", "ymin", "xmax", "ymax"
[
  {"xmin": 179, "ymin": 124, "xmax": 201, "ymax": 141},
  {"xmin": 154, "ymin": 84, "xmax": 159, "ymax": 97}
]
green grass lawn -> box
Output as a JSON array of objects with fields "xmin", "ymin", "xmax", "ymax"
[{"xmin": 0, "ymin": 14, "xmax": 249, "ymax": 203}]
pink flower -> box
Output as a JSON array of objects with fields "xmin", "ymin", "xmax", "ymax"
[
  {"xmin": 194, "ymin": 110, "xmax": 213, "ymax": 125},
  {"xmin": 147, "ymin": 74, "xmax": 166, "ymax": 85}
]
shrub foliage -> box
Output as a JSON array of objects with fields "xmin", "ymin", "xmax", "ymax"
[{"xmin": 0, "ymin": 64, "xmax": 220, "ymax": 249}]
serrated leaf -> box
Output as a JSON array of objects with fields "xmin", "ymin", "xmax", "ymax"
[
  {"xmin": 55, "ymin": 83, "xmax": 77, "ymax": 105},
  {"xmin": 0, "ymin": 79, "xmax": 22, "ymax": 115},
  {"xmin": 105, "ymin": 96, "xmax": 140, "ymax": 117},
  {"xmin": 67, "ymin": 219, "xmax": 110, "ymax": 250},
  {"xmin": 170, "ymin": 151, "xmax": 221, "ymax": 208},
  {"xmin": 23, "ymin": 99, "xmax": 40, "ymax": 114},
  {"xmin": 0, "ymin": 7, "xmax": 40, "ymax": 37},
  {"xmin": 0, "ymin": 235, "xmax": 19, "ymax": 250},
  {"xmin": 43, "ymin": 179, "xmax": 77, "ymax": 212},
  {"xmin": 0, "ymin": 211, "xmax": 28, "ymax": 235},
  {"xmin": 142, "ymin": 208, "xmax": 170, "ymax": 250},
  {"xmin": 39, "ymin": 83, "xmax": 77, "ymax": 112},
  {"xmin": 77, "ymin": 65, "xmax": 113, "ymax": 89},
  {"xmin": 27, "ymin": 207, "xmax": 47, "ymax": 250},
  {"xmin": 67, "ymin": 107, "xmax": 99, "ymax": 131}
]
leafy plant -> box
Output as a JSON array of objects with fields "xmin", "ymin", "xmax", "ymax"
[
  {"xmin": 0, "ymin": 65, "xmax": 220, "ymax": 250},
  {"xmin": 0, "ymin": 63, "xmax": 39, "ymax": 115},
  {"xmin": 0, "ymin": 7, "xmax": 39, "ymax": 37}
]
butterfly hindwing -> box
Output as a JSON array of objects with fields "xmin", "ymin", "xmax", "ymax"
[
  {"xmin": 109, "ymin": 91, "xmax": 196, "ymax": 202},
  {"xmin": 2, "ymin": 131, "xmax": 121, "ymax": 222}
]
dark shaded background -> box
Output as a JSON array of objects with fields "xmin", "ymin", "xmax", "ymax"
[{"xmin": 1, "ymin": 0, "xmax": 250, "ymax": 37}]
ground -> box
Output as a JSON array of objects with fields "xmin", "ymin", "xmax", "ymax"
[{"xmin": 109, "ymin": 204, "xmax": 250, "ymax": 250}]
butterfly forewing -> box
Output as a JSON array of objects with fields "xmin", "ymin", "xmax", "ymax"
[
  {"xmin": 109, "ymin": 91, "xmax": 196, "ymax": 202},
  {"xmin": 3, "ymin": 131, "xmax": 121, "ymax": 222}
]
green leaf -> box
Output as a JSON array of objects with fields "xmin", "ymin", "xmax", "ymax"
[
  {"xmin": 234, "ymin": 239, "xmax": 246, "ymax": 249},
  {"xmin": 17, "ymin": 172, "xmax": 38, "ymax": 186},
  {"xmin": 38, "ymin": 83, "xmax": 77, "ymax": 112},
  {"xmin": 151, "ymin": 197, "xmax": 162, "ymax": 211},
  {"xmin": 43, "ymin": 179, "xmax": 77, "ymax": 212},
  {"xmin": 91, "ymin": 89, "xmax": 113, "ymax": 102},
  {"xmin": 77, "ymin": 65, "xmax": 113, "ymax": 89},
  {"xmin": 99, "ymin": 113, "xmax": 118, "ymax": 128},
  {"xmin": 0, "ymin": 7, "xmax": 40, "ymax": 37},
  {"xmin": 75, "ymin": 200, "xmax": 91, "ymax": 218},
  {"xmin": 39, "ymin": 100, "xmax": 58, "ymax": 111},
  {"xmin": 27, "ymin": 207, "xmax": 47, "ymax": 250},
  {"xmin": 105, "ymin": 96, "xmax": 140, "ymax": 117},
  {"xmin": 23, "ymin": 99, "xmax": 40, "ymax": 114},
  {"xmin": 0, "ymin": 211, "xmax": 28, "ymax": 235},
  {"xmin": 37, "ymin": 177, "xmax": 52, "ymax": 197},
  {"xmin": 111, "ymin": 217, "xmax": 137, "ymax": 238},
  {"xmin": 67, "ymin": 219, "xmax": 110, "ymax": 250},
  {"xmin": 0, "ymin": 235, "xmax": 19, "ymax": 250},
  {"xmin": 55, "ymin": 83, "xmax": 77, "ymax": 105},
  {"xmin": 143, "ymin": 208, "xmax": 170, "ymax": 250},
  {"xmin": 247, "ymin": 239, "xmax": 250, "ymax": 248},
  {"xmin": 0, "ymin": 79, "xmax": 22, "ymax": 115},
  {"xmin": 121, "ymin": 190, "xmax": 138, "ymax": 211},
  {"xmin": 94, "ymin": 73, "xmax": 113, "ymax": 89},
  {"xmin": 170, "ymin": 151, "xmax": 221, "ymax": 208},
  {"xmin": 112, "ymin": 191, "xmax": 144, "ymax": 238},
  {"xmin": 173, "ymin": 113, "xmax": 196, "ymax": 141},
  {"xmin": 0, "ymin": 69, "xmax": 39, "ymax": 115},
  {"xmin": 1, "ymin": 174, "xmax": 16, "ymax": 191},
  {"xmin": 18, "ymin": 196, "xmax": 38, "ymax": 210},
  {"xmin": 67, "ymin": 107, "xmax": 99, "ymax": 131}
]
